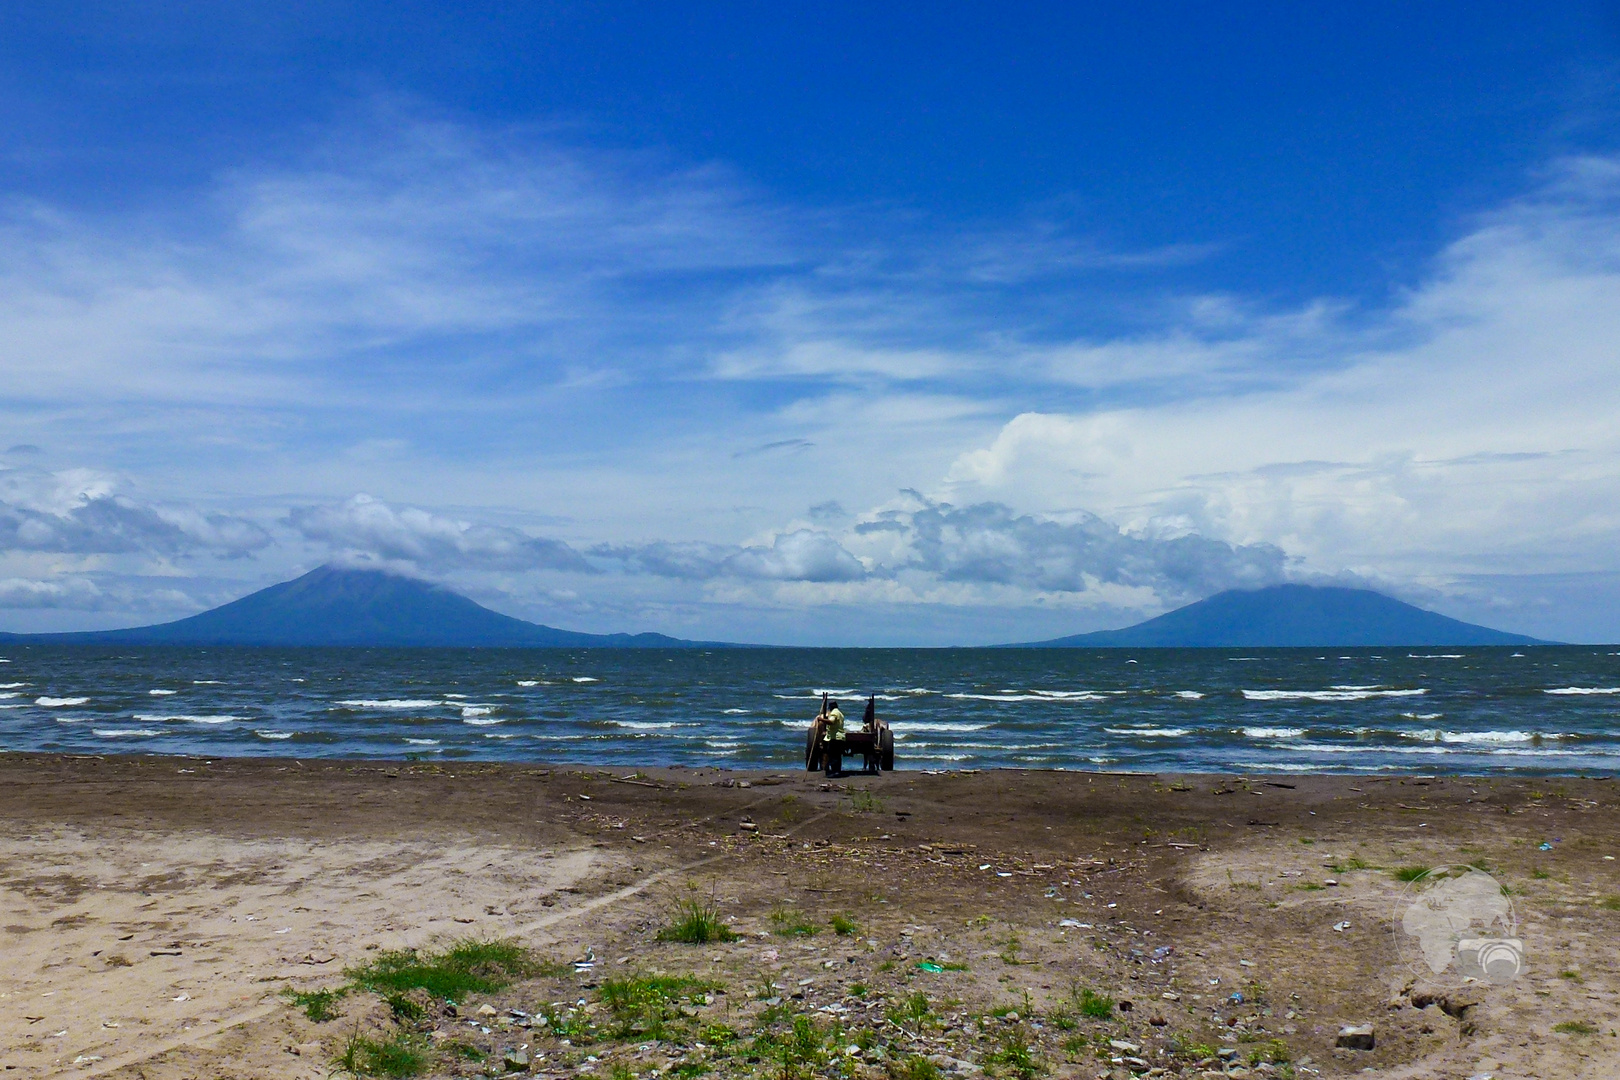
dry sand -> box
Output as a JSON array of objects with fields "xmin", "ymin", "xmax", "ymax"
[{"xmin": 2, "ymin": 755, "xmax": 1618, "ymax": 1079}]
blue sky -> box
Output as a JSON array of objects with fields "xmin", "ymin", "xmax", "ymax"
[{"xmin": 2, "ymin": 2, "xmax": 1620, "ymax": 643}]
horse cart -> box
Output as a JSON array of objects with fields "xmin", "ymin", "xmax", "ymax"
[{"xmin": 804, "ymin": 693, "xmax": 895, "ymax": 774}]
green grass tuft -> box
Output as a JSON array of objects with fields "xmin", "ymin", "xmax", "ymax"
[
  {"xmin": 985, "ymin": 1027, "xmax": 1040, "ymax": 1079},
  {"xmin": 1554, "ymin": 1020, "xmax": 1598, "ymax": 1035},
  {"xmin": 658, "ymin": 900, "xmax": 739, "ymax": 944},
  {"xmin": 598, "ymin": 972, "xmax": 722, "ymax": 1040},
  {"xmin": 1394, "ymin": 865, "xmax": 1431, "ymax": 882},
  {"xmin": 830, "ymin": 913, "xmax": 859, "ymax": 935},
  {"xmin": 344, "ymin": 937, "xmax": 543, "ymax": 1004},
  {"xmin": 768, "ymin": 906, "xmax": 820, "ymax": 937},
  {"xmin": 284, "ymin": 986, "xmax": 345, "ymax": 1022},
  {"xmin": 1075, "ymin": 987, "xmax": 1114, "ymax": 1020},
  {"xmin": 1598, "ymin": 896, "xmax": 1620, "ymax": 911},
  {"xmin": 338, "ymin": 1032, "xmax": 429, "ymax": 1078},
  {"xmin": 892, "ymin": 1055, "xmax": 942, "ymax": 1080},
  {"xmin": 888, "ymin": 991, "xmax": 934, "ymax": 1027}
]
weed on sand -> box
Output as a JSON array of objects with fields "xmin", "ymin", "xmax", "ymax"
[
  {"xmin": 339, "ymin": 1031, "xmax": 430, "ymax": 1078},
  {"xmin": 659, "ymin": 899, "xmax": 739, "ymax": 944},
  {"xmin": 345, "ymin": 937, "xmax": 547, "ymax": 1004}
]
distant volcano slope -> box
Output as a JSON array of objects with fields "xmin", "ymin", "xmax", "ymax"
[
  {"xmin": 1015, "ymin": 584, "xmax": 1549, "ymax": 648},
  {"xmin": 0, "ymin": 565, "xmax": 712, "ymax": 647}
]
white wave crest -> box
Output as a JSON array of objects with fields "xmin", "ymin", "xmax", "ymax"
[
  {"xmin": 1104, "ymin": 726, "xmax": 1190, "ymax": 737},
  {"xmin": 571, "ymin": 677, "xmax": 600, "ymax": 683},
  {"xmin": 1242, "ymin": 688, "xmax": 1426, "ymax": 702},
  {"xmin": 254, "ymin": 730, "xmax": 294, "ymax": 740},
  {"xmin": 946, "ymin": 692, "xmax": 1105, "ymax": 702},
  {"xmin": 193, "ymin": 680, "xmax": 223, "ymax": 685},
  {"xmin": 516, "ymin": 680, "xmax": 540, "ymax": 687},
  {"xmin": 1408, "ymin": 654, "xmax": 1464, "ymax": 659},
  {"xmin": 894, "ymin": 721, "xmax": 992, "ymax": 732},
  {"xmin": 405, "ymin": 738, "xmax": 440, "ymax": 745},
  {"xmin": 92, "ymin": 728, "xmax": 162, "ymax": 737},
  {"xmin": 613, "ymin": 721, "xmax": 681, "ymax": 730},
  {"xmin": 722, "ymin": 708, "xmax": 749, "ymax": 715},
  {"xmin": 148, "ymin": 689, "xmax": 177, "ymax": 696},
  {"xmin": 460, "ymin": 705, "xmax": 495, "ymax": 718},
  {"xmin": 36, "ymin": 696, "xmax": 88, "ymax": 706},
  {"xmin": 1174, "ymin": 691, "xmax": 1204, "ymax": 700},
  {"xmin": 461, "ymin": 716, "xmax": 507, "ymax": 726},
  {"xmin": 335, "ymin": 699, "xmax": 441, "ymax": 709},
  {"xmin": 1400, "ymin": 712, "xmax": 1443, "ymax": 721},
  {"xmin": 133, "ymin": 714, "xmax": 240, "ymax": 724},
  {"xmin": 1241, "ymin": 727, "xmax": 1306, "ymax": 738},
  {"xmin": 0, "ymin": 682, "xmax": 25, "ymax": 688},
  {"xmin": 1544, "ymin": 687, "xmax": 1620, "ymax": 696},
  {"xmin": 0, "ymin": 692, "xmax": 18, "ymax": 700}
]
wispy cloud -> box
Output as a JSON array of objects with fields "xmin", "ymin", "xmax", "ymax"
[{"xmin": 1, "ymin": 103, "xmax": 1619, "ymax": 640}]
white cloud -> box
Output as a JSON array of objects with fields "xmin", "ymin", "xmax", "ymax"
[
  {"xmin": 0, "ymin": 466, "xmax": 270, "ymax": 557},
  {"xmin": 940, "ymin": 156, "xmax": 1620, "ymax": 610},
  {"xmin": 288, "ymin": 494, "xmax": 591, "ymax": 573}
]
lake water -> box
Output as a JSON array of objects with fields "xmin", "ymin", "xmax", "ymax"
[{"xmin": 1, "ymin": 644, "xmax": 1617, "ymax": 774}]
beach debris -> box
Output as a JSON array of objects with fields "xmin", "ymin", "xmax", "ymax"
[
  {"xmin": 1058, "ymin": 918, "xmax": 1084, "ymax": 928},
  {"xmin": 978, "ymin": 864, "xmax": 991, "ymax": 871},
  {"xmin": 1238, "ymin": 959, "xmax": 1254, "ymax": 967},
  {"xmin": 1229, "ymin": 993, "xmax": 1245, "ymax": 1005},
  {"xmin": 1538, "ymin": 842, "xmax": 1554, "ymax": 851},
  {"xmin": 1332, "ymin": 920, "xmax": 1351, "ymax": 933},
  {"xmin": 916, "ymin": 961, "xmax": 944, "ymax": 973},
  {"xmin": 1161, "ymin": 992, "xmax": 1180, "ymax": 1001},
  {"xmin": 1336, "ymin": 1024, "xmax": 1376, "ymax": 1050},
  {"xmin": 172, "ymin": 993, "xmax": 190, "ymax": 1002}
]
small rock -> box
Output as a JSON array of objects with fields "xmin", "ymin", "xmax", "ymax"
[
  {"xmin": 1217, "ymin": 1047, "xmax": 1238, "ymax": 1060},
  {"xmin": 503, "ymin": 1047, "xmax": 530, "ymax": 1071},
  {"xmin": 1108, "ymin": 1040, "xmax": 1141, "ymax": 1054},
  {"xmin": 1336, "ymin": 1024, "xmax": 1376, "ymax": 1051},
  {"xmin": 287, "ymin": 1042, "xmax": 322, "ymax": 1057},
  {"xmin": 477, "ymin": 1003, "xmax": 498, "ymax": 1017}
]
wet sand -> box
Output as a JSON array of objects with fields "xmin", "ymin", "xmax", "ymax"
[{"xmin": 2, "ymin": 755, "xmax": 1618, "ymax": 1078}]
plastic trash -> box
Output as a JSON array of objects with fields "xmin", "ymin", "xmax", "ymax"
[{"xmin": 916, "ymin": 961, "xmax": 944, "ymax": 973}]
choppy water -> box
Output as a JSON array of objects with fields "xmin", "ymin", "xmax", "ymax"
[{"xmin": 1, "ymin": 644, "xmax": 1617, "ymax": 774}]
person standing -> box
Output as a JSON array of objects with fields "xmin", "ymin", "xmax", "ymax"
[{"xmin": 822, "ymin": 699, "xmax": 846, "ymax": 776}]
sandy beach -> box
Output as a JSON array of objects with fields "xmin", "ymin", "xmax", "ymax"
[{"xmin": 2, "ymin": 755, "xmax": 1618, "ymax": 1079}]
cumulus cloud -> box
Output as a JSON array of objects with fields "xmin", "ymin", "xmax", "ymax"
[
  {"xmin": 288, "ymin": 494, "xmax": 593, "ymax": 573},
  {"xmin": 940, "ymin": 156, "xmax": 1620, "ymax": 606},
  {"xmin": 0, "ymin": 576, "xmax": 107, "ymax": 609},
  {"xmin": 0, "ymin": 467, "xmax": 270, "ymax": 557},
  {"xmin": 854, "ymin": 498, "xmax": 1286, "ymax": 601},
  {"xmin": 597, "ymin": 529, "xmax": 867, "ymax": 583}
]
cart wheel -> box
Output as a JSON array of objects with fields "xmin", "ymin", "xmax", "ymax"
[
  {"xmin": 879, "ymin": 726, "xmax": 895, "ymax": 771},
  {"xmin": 805, "ymin": 725, "xmax": 824, "ymax": 771}
]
